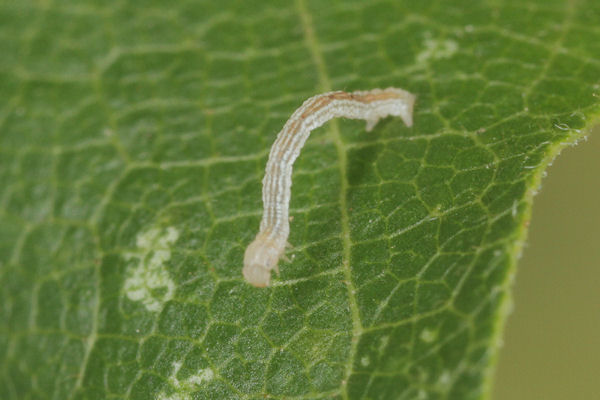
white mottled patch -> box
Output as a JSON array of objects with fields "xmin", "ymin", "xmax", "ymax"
[
  {"xmin": 437, "ymin": 370, "xmax": 452, "ymax": 389},
  {"xmin": 416, "ymin": 37, "xmax": 458, "ymax": 64},
  {"xmin": 158, "ymin": 362, "xmax": 215, "ymax": 400},
  {"xmin": 360, "ymin": 356, "xmax": 370, "ymax": 367},
  {"xmin": 419, "ymin": 328, "xmax": 438, "ymax": 343},
  {"xmin": 378, "ymin": 335, "xmax": 390, "ymax": 354},
  {"xmin": 123, "ymin": 226, "xmax": 179, "ymax": 312},
  {"xmin": 186, "ymin": 369, "xmax": 214, "ymax": 385}
]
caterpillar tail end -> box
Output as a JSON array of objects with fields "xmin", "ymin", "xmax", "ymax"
[
  {"xmin": 365, "ymin": 118, "xmax": 379, "ymax": 132},
  {"xmin": 386, "ymin": 87, "xmax": 416, "ymax": 128}
]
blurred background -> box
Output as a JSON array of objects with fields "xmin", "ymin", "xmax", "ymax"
[{"xmin": 493, "ymin": 126, "xmax": 600, "ymax": 400}]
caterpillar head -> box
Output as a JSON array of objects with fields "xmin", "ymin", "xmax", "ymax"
[{"xmin": 243, "ymin": 234, "xmax": 284, "ymax": 287}]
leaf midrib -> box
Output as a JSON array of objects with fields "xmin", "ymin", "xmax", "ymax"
[{"xmin": 294, "ymin": 0, "xmax": 363, "ymax": 398}]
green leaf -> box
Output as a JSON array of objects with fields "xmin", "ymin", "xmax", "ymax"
[{"xmin": 1, "ymin": 1, "xmax": 598, "ymax": 399}]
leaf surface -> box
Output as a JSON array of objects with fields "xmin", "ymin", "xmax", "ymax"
[{"xmin": 1, "ymin": 1, "xmax": 599, "ymax": 399}]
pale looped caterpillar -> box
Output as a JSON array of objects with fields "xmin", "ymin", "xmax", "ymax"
[{"xmin": 243, "ymin": 88, "xmax": 416, "ymax": 287}]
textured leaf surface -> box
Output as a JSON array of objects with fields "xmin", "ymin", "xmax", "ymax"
[{"xmin": 1, "ymin": 1, "xmax": 599, "ymax": 399}]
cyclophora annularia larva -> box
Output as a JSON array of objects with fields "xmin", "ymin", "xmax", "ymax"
[{"xmin": 243, "ymin": 88, "xmax": 416, "ymax": 287}]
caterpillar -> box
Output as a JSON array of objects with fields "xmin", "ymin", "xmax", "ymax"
[{"xmin": 243, "ymin": 88, "xmax": 416, "ymax": 287}]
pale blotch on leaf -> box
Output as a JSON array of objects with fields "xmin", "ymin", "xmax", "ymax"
[
  {"xmin": 378, "ymin": 335, "xmax": 390, "ymax": 354},
  {"xmin": 158, "ymin": 361, "xmax": 215, "ymax": 399},
  {"xmin": 123, "ymin": 226, "xmax": 179, "ymax": 312},
  {"xmin": 437, "ymin": 370, "xmax": 452, "ymax": 390},
  {"xmin": 416, "ymin": 37, "xmax": 458, "ymax": 64},
  {"xmin": 419, "ymin": 328, "xmax": 438, "ymax": 343},
  {"xmin": 360, "ymin": 356, "xmax": 370, "ymax": 367}
]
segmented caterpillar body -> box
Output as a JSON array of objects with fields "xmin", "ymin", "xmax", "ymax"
[{"xmin": 243, "ymin": 88, "xmax": 416, "ymax": 287}]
